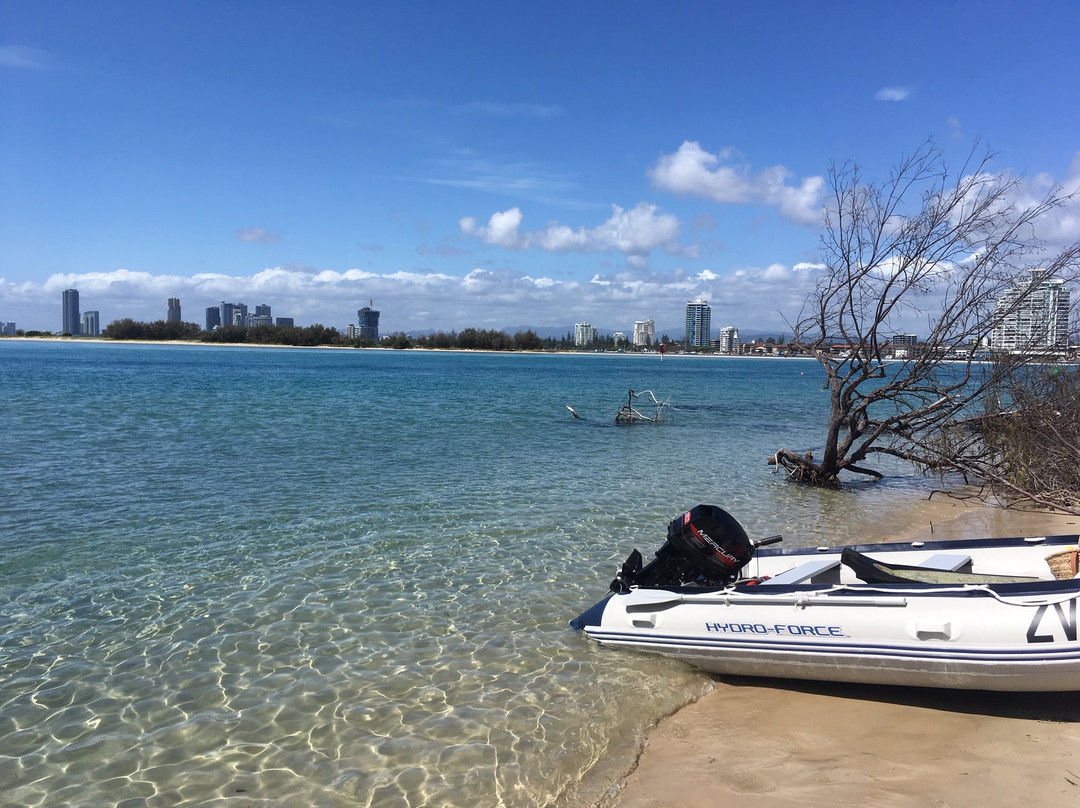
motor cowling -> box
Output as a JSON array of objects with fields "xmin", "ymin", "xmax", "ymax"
[{"xmin": 611, "ymin": 505, "xmax": 754, "ymax": 592}]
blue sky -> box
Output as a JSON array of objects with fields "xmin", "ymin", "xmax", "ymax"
[{"xmin": 3, "ymin": 1, "xmax": 1080, "ymax": 336}]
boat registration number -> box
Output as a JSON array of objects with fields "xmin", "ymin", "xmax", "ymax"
[
  {"xmin": 705, "ymin": 622, "xmax": 844, "ymax": 637},
  {"xmin": 1027, "ymin": 601, "xmax": 1079, "ymax": 643}
]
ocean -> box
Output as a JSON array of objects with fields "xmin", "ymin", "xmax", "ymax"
[{"xmin": 0, "ymin": 341, "xmax": 939, "ymax": 807}]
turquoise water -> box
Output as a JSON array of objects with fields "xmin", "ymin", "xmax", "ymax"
[{"xmin": 1, "ymin": 341, "xmax": 934, "ymax": 807}]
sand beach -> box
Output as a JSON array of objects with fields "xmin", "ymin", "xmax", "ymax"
[{"xmin": 609, "ymin": 501, "xmax": 1080, "ymax": 807}]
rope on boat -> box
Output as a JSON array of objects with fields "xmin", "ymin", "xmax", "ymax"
[
  {"xmin": 821, "ymin": 584, "xmax": 1080, "ymax": 608},
  {"xmin": 628, "ymin": 582, "xmax": 1080, "ymax": 610}
]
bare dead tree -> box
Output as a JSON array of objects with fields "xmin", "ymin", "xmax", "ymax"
[{"xmin": 772, "ymin": 140, "xmax": 1080, "ymax": 497}]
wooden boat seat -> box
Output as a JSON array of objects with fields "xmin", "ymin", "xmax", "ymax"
[{"xmin": 761, "ymin": 558, "xmax": 841, "ymax": 585}]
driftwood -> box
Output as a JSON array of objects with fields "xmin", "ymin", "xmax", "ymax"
[
  {"xmin": 768, "ymin": 448, "xmax": 883, "ymax": 486},
  {"xmin": 615, "ymin": 389, "xmax": 670, "ymax": 424}
]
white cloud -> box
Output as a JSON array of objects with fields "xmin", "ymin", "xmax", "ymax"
[
  {"xmin": 236, "ymin": 227, "xmax": 280, "ymax": 244},
  {"xmin": 761, "ymin": 263, "xmax": 792, "ymax": 282},
  {"xmin": 0, "ymin": 261, "xmax": 818, "ymax": 335},
  {"xmin": 948, "ymin": 116, "xmax": 963, "ymax": 140},
  {"xmin": 648, "ymin": 141, "xmax": 825, "ymax": 225},
  {"xmin": 649, "ymin": 142, "xmax": 752, "ymax": 203},
  {"xmin": 591, "ymin": 203, "xmax": 681, "ymax": 255},
  {"xmin": 532, "ymin": 222, "xmax": 591, "ymax": 252},
  {"xmin": 420, "ymin": 151, "xmax": 582, "ymax": 206},
  {"xmin": 417, "ymin": 240, "xmax": 468, "ymax": 257},
  {"xmin": 0, "ymin": 45, "xmax": 49, "ymax": 69},
  {"xmin": 875, "ymin": 87, "xmax": 911, "ymax": 102},
  {"xmin": 1023, "ymin": 153, "xmax": 1080, "ymax": 244},
  {"xmin": 951, "ymin": 156, "xmax": 1080, "ymax": 247},
  {"xmin": 459, "ymin": 207, "xmax": 527, "ymax": 248},
  {"xmin": 460, "ymin": 203, "xmax": 684, "ymax": 262},
  {"xmin": 691, "ymin": 212, "xmax": 717, "ymax": 232},
  {"xmin": 1049, "ymin": 154, "xmax": 1080, "ymax": 242},
  {"xmin": 457, "ymin": 101, "xmax": 563, "ymax": 118}
]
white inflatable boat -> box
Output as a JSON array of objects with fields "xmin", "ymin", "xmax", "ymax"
[{"xmin": 571, "ymin": 505, "xmax": 1080, "ymax": 691}]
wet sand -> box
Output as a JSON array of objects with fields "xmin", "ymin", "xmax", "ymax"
[{"xmin": 608, "ymin": 501, "xmax": 1080, "ymax": 807}]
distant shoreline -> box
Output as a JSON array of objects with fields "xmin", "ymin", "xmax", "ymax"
[
  {"xmin": 9, "ymin": 337, "xmax": 1072, "ymax": 367},
  {"xmin": 0, "ymin": 335, "xmax": 817, "ymax": 359}
]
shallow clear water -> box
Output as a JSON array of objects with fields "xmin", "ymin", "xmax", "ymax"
[{"xmin": 0, "ymin": 342, "xmax": 936, "ymax": 807}]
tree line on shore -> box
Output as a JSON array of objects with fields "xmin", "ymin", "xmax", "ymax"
[
  {"xmin": 100, "ymin": 319, "xmax": 352, "ymax": 347},
  {"xmin": 47, "ymin": 319, "xmax": 678, "ymax": 352}
]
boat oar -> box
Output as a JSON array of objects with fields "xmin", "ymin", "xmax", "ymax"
[{"xmin": 624, "ymin": 589, "xmax": 687, "ymax": 608}]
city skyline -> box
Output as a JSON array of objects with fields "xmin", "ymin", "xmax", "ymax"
[
  {"xmin": 43, "ymin": 289, "xmax": 721, "ymax": 343},
  {"xmin": 3, "ymin": 4, "xmax": 1080, "ymax": 333},
  {"xmin": 26, "ymin": 282, "xmax": 1076, "ymax": 352}
]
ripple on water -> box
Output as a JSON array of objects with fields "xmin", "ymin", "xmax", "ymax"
[{"xmin": 1, "ymin": 346, "xmax": 949, "ymax": 807}]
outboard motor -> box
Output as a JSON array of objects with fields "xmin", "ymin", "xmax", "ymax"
[{"xmin": 610, "ymin": 505, "xmax": 756, "ymax": 592}]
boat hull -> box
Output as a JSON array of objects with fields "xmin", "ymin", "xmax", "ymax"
[{"xmin": 585, "ymin": 616, "xmax": 1080, "ymax": 691}]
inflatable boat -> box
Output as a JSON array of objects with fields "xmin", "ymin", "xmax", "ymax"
[{"xmin": 571, "ymin": 505, "xmax": 1080, "ymax": 691}]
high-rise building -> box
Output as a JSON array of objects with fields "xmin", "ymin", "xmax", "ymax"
[
  {"xmin": 167, "ymin": 298, "xmax": 182, "ymax": 323},
  {"xmin": 633, "ymin": 319, "xmax": 655, "ymax": 347},
  {"xmin": 275, "ymin": 317, "xmax": 294, "ymax": 327},
  {"xmin": 62, "ymin": 289, "xmax": 80, "ymax": 335},
  {"xmin": 205, "ymin": 306, "xmax": 221, "ymax": 330},
  {"xmin": 358, "ymin": 305, "xmax": 380, "ymax": 341},
  {"xmin": 684, "ymin": 298, "xmax": 711, "ymax": 349},
  {"xmin": 992, "ymin": 272, "xmax": 1071, "ymax": 354},
  {"xmin": 719, "ymin": 326, "xmax": 740, "ymax": 353},
  {"xmin": 248, "ymin": 304, "xmax": 272, "ymax": 327},
  {"xmin": 2, "ymin": 322, "xmax": 17, "ymax": 335},
  {"xmin": 891, "ymin": 334, "xmax": 919, "ymax": 347},
  {"xmin": 573, "ymin": 322, "xmax": 597, "ymax": 346},
  {"xmin": 220, "ymin": 301, "xmax": 248, "ymax": 327},
  {"xmin": 80, "ymin": 311, "xmax": 100, "ymax": 336}
]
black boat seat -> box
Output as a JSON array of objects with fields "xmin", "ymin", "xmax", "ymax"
[{"xmin": 841, "ymin": 547, "xmax": 1038, "ymax": 585}]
